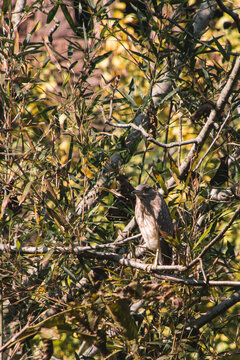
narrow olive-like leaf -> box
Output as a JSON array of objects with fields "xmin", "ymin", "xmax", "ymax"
[
  {"xmin": 120, "ymin": 89, "xmax": 137, "ymax": 109},
  {"xmin": 60, "ymin": 4, "xmax": 77, "ymax": 33},
  {"xmin": 47, "ymin": 5, "xmax": 59, "ymax": 24},
  {"xmin": 3, "ymin": 0, "xmax": 11, "ymax": 14},
  {"xmin": 61, "ymin": 265, "xmax": 77, "ymax": 281},
  {"xmin": 213, "ymin": 36, "xmax": 229, "ymax": 61},
  {"xmin": 16, "ymin": 239, "xmax": 21, "ymax": 250},
  {"xmin": 91, "ymin": 51, "xmax": 113, "ymax": 67},
  {"xmin": 68, "ymin": 43, "xmax": 73, "ymax": 59},
  {"xmin": 153, "ymin": 170, "xmax": 168, "ymax": 195},
  {"xmin": 102, "ymin": 0, "xmax": 115, "ymax": 7},
  {"xmin": 168, "ymin": 153, "xmax": 180, "ymax": 177},
  {"xmin": 63, "ymin": 73, "xmax": 70, "ymax": 88},
  {"xmin": 19, "ymin": 181, "xmax": 33, "ymax": 205},
  {"xmin": 0, "ymin": 194, "xmax": 11, "ymax": 219},
  {"xmin": 159, "ymin": 86, "xmax": 181, "ymax": 104},
  {"xmin": 202, "ymin": 64, "xmax": 210, "ymax": 84},
  {"xmin": 69, "ymin": 60, "xmax": 78, "ymax": 70},
  {"xmin": 193, "ymin": 220, "xmax": 217, "ymax": 250},
  {"xmin": 129, "ymin": 49, "xmax": 153, "ymax": 62}
]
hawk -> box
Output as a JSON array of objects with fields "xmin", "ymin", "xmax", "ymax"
[{"xmin": 133, "ymin": 184, "xmax": 174, "ymax": 266}]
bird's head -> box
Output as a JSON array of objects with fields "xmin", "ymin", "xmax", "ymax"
[{"xmin": 132, "ymin": 184, "xmax": 156, "ymax": 199}]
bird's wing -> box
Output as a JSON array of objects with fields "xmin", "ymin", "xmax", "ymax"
[{"xmin": 150, "ymin": 194, "xmax": 174, "ymax": 238}]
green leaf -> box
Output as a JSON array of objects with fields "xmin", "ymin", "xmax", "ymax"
[
  {"xmin": 168, "ymin": 153, "xmax": 180, "ymax": 177},
  {"xmin": 213, "ymin": 36, "xmax": 230, "ymax": 61},
  {"xmin": 19, "ymin": 181, "xmax": 34, "ymax": 205},
  {"xmin": 47, "ymin": 5, "xmax": 59, "ymax": 24},
  {"xmin": 193, "ymin": 220, "xmax": 217, "ymax": 250},
  {"xmin": 63, "ymin": 73, "xmax": 70, "ymax": 88},
  {"xmin": 129, "ymin": 49, "xmax": 153, "ymax": 63},
  {"xmin": 16, "ymin": 240, "xmax": 21, "ymax": 250},
  {"xmin": 69, "ymin": 60, "xmax": 78, "ymax": 70},
  {"xmin": 159, "ymin": 85, "xmax": 181, "ymax": 104},
  {"xmin": 153, "ymin": 171, "xmax": 168, "ymax": 195},
  {"xmin": 91, "ymin": 51, "xmax": 113, "ymax": 67},
  {"xmin": 68, "ymin": 43, "xmax": 73, "ymax": 59},
  {"xmin": 120, "ymin": 89, "xmax": 137, "ymax": 109},
  {"xmin": 2, "ymin": 0, "xmax": 11, "ymax": 14},
  {"xmin": 60, "ymin": 4, "xmax": 77, "ymax": 34}
]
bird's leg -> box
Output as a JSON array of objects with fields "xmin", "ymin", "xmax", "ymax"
[
  {"xmin": 153, "ymin": 248, "xmax": 159, "ymax": 268},
  {"xmin": 146, "ymin": 249, "xmax": 161, "ymax": 272}
]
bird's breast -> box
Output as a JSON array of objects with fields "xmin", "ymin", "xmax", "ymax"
[{"xmin": 135, "ymin": 202, "xmax": 160, "ymax": 250}]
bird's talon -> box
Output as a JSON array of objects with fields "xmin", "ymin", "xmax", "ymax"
[{"xmin": 146, "ymin": 264, "xmax": 157, "ymax": 272}]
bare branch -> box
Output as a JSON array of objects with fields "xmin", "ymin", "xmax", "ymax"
[
  {"xmin": 0, "ymin": 234, "xmax": 141, "ymax": 254},
  {"xmin": 106, "ymin": 120, "xmax": 198, "ymax": 149},
  {"xmin": 194, "ymin": 112, "xmax": 231, "ymax": 171},
  {"xmin": 0, "ymin": 319, "xmax": 32, "ymax": 353},
  {"xmin": 2, "ymin": 244, "xmax": 240, "ymax": 287},
  {"xmin": 11, "ymin": 0, "xmax": 26, "ymax": 28},
  {"xmin": 166, "ymin": 55, "xmax": 240, "ymax": 190},
  {"xmin": 215, "ymin": 0, "xmax": 240, "ymax": 33}
]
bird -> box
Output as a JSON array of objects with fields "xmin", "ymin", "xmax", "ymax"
[
  {"xmin": 210, "ymin": 155, "xmax": 228, "ymax": 187},
  {"xmin": 133, "ymin": 184, "xmax": 174, "ymax": 266}
]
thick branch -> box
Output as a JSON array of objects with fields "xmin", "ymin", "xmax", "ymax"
[
  {"xmin": 215, "ymin": 0, "xmax": 240, "ymax": 33},
  {"xmin": 2, "ymin": 244, "xmax": 240, "ymax": 287},
  {"xmin": 186, "ymin": 290, "xmax": 240, "ymax": 332},
  {"xmin": 166, "ymin": 55, "xmax": 240, "ymax": 189},
  {"xmin": 12, "ymin": 0, "xmax": 26, "ymax": 28}
]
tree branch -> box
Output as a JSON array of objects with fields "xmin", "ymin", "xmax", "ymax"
[
  {"xmin": 166, "ymin": 55, "xmax": 240, "ymax": 189},
  {"xmin": 106, "ymin": 120, "xmax": 198, "ymax": 149},
  {"xmin": 2, "ymin": 244, "xmax": 240, "ymax": 287},
  {"xmin": 215, "ymin": 0, "xmax": 240, "ymax": 33},
  {"xmin": 186, "ymin": 289, "xmax": 240, "ymax": 332}
]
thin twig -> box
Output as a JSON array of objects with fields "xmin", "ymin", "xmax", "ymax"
[
  {"xmin": 199, "ymin": 258, "xmax": 207, "ymax": 283},
  {"xmin": 108, "ymin": 76, "xmax": 120, "ymax": 123},
  {"xmin": 194, "ymin": 112, "xmax": 231, "ymax": 171},
  {"xmin": 0, "ymin": 234, "xmax": 142, "ymax": 255},
  {"xmin": 162, "ymin": 100, "xmax": 173, "ymax": 163},
  {"xmin": 138, "ymin": 140, "xmax": 148, "ymax": 184},
  {"xmin": 178, "ymin": 115, "xmax": 182, "ymax": 168},
  {"xmin": 0, "ymin": 320, "xmax": 31, "ymax": 353},
  {"xmin": 106, "ymin": 120, "xmax": 198, "ymax": 149}
]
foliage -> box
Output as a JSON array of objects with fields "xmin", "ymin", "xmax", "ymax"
[{"xmin": 0, "ymin": 0, "xmax": 240, "ymax": 359}]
